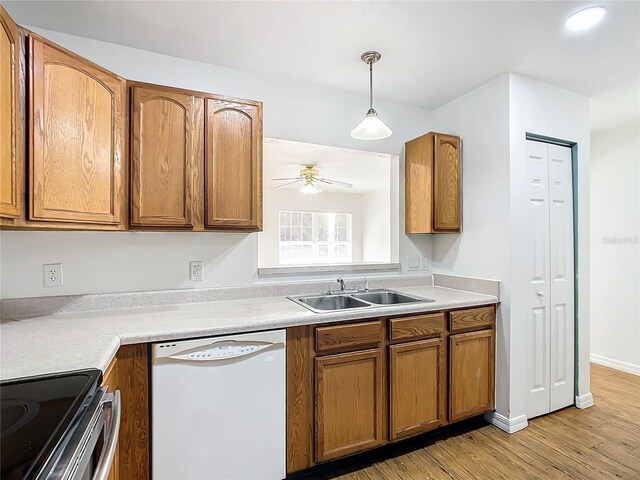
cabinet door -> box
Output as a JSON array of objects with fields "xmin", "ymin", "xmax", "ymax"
[
  {"xmin": 29, "ymin": 36, "xmax": 126, "ymax": 225},
  {"xmin": 101, "ymin": 359, "xmax": 120, "ymax": 480},
  {"xmin": 0, "ymin": 6, "xmax": 22, "ymax": 219},
  {"xmin": 433, "ymin": 133, "xmax": 461, "ymax": 231},
  {"xmin": 315, "ymin": 349, "xmax": 383, "ymax": 462},
  {"xmin": 449, "ymin": 329, "xmax": 495, "ymax": 422},
  {"xmin": 204, "ymin": 96, "xmax": 262, "ymax": 230},
  {"xmin": 130, "ymin": 86, "xmax": 203, "ymax": 227},
  {"xmin": 390, "ymin": 338, "xmax": 445, "ymax": 440}
]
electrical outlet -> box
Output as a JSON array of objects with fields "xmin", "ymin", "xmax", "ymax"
[
  {"xmin": 190, "ymin": 261, "xmax": 204, "ymax": 281},
  {"xmin": 43, "ymin": 264, "xmax": 63, "ymax": 287},
  {"xmin": 407, "ymin": 256, "xmax": 420, "ymax": 272},
  {"xmin": 420, "ymin": 255, "xmax": 429, "ymax": 271}
]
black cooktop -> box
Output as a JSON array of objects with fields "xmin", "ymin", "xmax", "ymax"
[{"xmin": 0, "ymin": 369, "xmax": 102, "ymax": 480}]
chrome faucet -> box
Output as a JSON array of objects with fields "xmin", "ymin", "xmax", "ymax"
[
  {"xmin": 336, "ymin": 278, "xmax": 359, "ymax": 295},
  {"xmin": 337, "ymin": 278, "xmax": 346, "ymax": 292}
]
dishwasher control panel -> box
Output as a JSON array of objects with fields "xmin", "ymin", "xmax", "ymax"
[{"xmin": 186, "ymin": 344, "xmax": 261, "ymax": 360}]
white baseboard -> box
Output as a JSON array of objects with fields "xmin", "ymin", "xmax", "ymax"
[
  {"xmin": 575, "ymin": 392, "xmax": 594, "ymax": 409},
  {"xmin": 484, "ymin": 411, "xmax": 528, "ymax": 434},
  {"xmin": 590, "ymin": 354, "xmax": 640, "ymax": 376}
]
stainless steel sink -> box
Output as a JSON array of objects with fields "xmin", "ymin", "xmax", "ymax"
[
  {"xmin": 352, "ymin": 291, "xmax": 428, "ymax": 305},
  {"xmin": 293, "ymin": 295, "xmax": 370, "ymax": 311},
  {"xmin": 288, "ymin": 289, "xmax": 434, "ymax": 313}
]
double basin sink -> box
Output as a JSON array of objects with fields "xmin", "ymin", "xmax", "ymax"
[{"xmin": 288, "ymin": 289, "xmax": 434, "ymax": 313}]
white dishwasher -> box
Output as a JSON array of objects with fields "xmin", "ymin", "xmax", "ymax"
[{"xmin": 151, "ymin": 329, "xmax": 286, "ymax": 480}]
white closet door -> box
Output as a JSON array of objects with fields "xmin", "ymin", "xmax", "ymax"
[
  {"xmin": 548, "ymin": 144, "xmax": 575, "ymax": 411},
  {"xmin": 525, "ymin": 140, "xmax": 575, "ymax": 419},
  {"xmin": 525, "ymin": 140, "xmax": 552, "ymax": 419}
]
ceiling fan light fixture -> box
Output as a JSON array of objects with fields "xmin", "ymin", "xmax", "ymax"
[
  {"xmin": 351, "ymin": 51, "xmax": 392, "ymax": 140},
  {"xmin": 300, "ymin": 183, "xmax": 321, "ymax": 195}
]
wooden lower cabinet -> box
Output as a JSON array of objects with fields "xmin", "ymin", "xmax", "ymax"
[
  {"xmin": 286, "ymin": 306, "xmax": 497, "ymax": 474},
  {"xmin": 449, "ymin": 329, "xmax": 495, "ymax": 422},
  {"xmin": 315, "ymin": 349, "xmax": 384, "ymax": 462},
  {"xmin": 101, "ymin": 344, "xmax": 150, "ymax": 480},
  {"xmin": 389, "ymin": 338, "xmax": 445, "ymax": 440}
]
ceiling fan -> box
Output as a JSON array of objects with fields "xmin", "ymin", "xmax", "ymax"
[{"xmin": 272, "ymin": 165, "xmax": 353, "ymax": 194}]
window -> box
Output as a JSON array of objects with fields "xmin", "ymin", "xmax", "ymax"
[{"xmin": 279, "ymin": 211, "xmax": 352, "ymax": 264}]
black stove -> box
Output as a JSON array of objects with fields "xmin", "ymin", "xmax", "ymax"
[{"xmin": 1, "ymin": 369, "xmax": 102, "ymax": 480}]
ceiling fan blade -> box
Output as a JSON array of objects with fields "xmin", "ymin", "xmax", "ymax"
[
  {"xmin": 274, "ymin": 179, "xmax": 302, "ymax": 189},
  {"xmin": 271, "ymin": 177, "xmax": 301, "ymax": 181},
  {"xmin": 315, "ymin": 177, "xmax": 353, "ymax": 188}
]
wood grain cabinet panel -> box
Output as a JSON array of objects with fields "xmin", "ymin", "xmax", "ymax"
[
  {"xmin": 405, "ymin": 132, "xmax": 461, "ymax": 233},
  {"xmin": 205, "ymin": 96, "xmax": 262, "ymax": 230},
  {"xmin": 29, "ymin": 36, "xmax": 126, "ymax": 226},
  {"xmin": 433, "ymin": 134, "xmax": 461, "ymax": 230},
  {"xmin": 0, "ymin": 6, "xmax": 22, "ymax": 219},
  {"xmin": 130, "ymin": 85, "xmax": 203, "ymax": 227},
  {"xmin": 315, "ymin": 349, "xmax": 384, "ymax": 462},
  {"xmin": 449, "ymin": 329, "xmax": 495, "ymax": 422},
  {"xmin": 316, "ymin": 320, "xmax": 383, "ymax": 353},
  {"xmin": 449, "ymin": 306, "xmax": 495, "ymax": 332},
  {"xmin": 390, "ymin": 313, "xmax": 444, "ymax": 342},
  {"xmin": 101, "ymin": 358, "xmax": 120, "ymax": 480},
  {"xmin": 390, "ymin": 338, "xmax": 445, "ymax": 440}
]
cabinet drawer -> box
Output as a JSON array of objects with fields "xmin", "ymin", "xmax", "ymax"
[
  {"xmin": 390, "ymin": 313, "xmax": 444, "ymax": 342},
  {"xmin": 449, "ymin": 306, "xmax": 495, "ymax": 332},
  {"xmin": 315, "ymin": 321, "xmax": 383, "ymax": 353}
]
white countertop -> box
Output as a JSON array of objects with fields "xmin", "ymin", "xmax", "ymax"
[{"xmin": 0, "ymin": 285, "xmax": 497, "ymax": 381}]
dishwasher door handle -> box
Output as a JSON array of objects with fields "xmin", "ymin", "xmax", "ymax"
[{"xmin": 168, "ymin": 340, "xmax": 285, "ymax": 362}]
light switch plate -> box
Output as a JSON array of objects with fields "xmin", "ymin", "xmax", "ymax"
[
  {"xmin": 190, "ymin": 261, "xmax": 204, "ymax": 281},
  {"xmin": 43, "ymin": 264, "xmax": 63, "ymax": 287},
  {"xmin": 420, "ymin": 255, "xmax": 429, "ymax": 271}
]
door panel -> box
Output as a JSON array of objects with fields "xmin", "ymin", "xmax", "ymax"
[
  {"xmin": 525, "ymin": 140, "xmax": 551, "ymax": 418},
  {"xmin": 390, "ymin": 338, "xmax": 445, "ymax": 440},
  {"xmin": 205, "ymin": 97, "xmax": 262, "ymax": 230},
  {"xmin": 548, "ymin": 144, "xmax": 575, "ymax": 411},
  {"xmin": 449, "ymin": 329, "xmax": 494, "ymax": 422},
  {"xmin": 131, "ymin": 86, "xmax": 203, "ymax": 227},
  {"xmin": 315, "ymin": 349, "xmax": 383, "ymax": 462},
  {"xmin": 30, "ymin": 37, "xmax": 125, "ymax": 225},
  {"xmin": 433, "ymin": 133, "xmax": 461, "ymax": 231},
  {"xmin": 525, "ymin": 140, "xmax": 575, "ymax": 419},
  {"xmin": 0, "ymin": 6, "xmax": 21, "ymax": 218}
]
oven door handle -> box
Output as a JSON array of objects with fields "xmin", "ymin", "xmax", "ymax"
[{"xmin": 92, "ymin": 390, "xmax": 121, "ymax": 480}]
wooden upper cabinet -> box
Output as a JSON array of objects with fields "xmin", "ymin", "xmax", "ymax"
[
  {"xmin": 449, "ymin": 329, "xmax": 495, "ymax": 422},
  {"xmin": 205, "ymin": 96, "xmax": 262, "ymax": 230},
  {"xmin": 130, "ymin": 85, "xmax": 203, "ymax": 228},
  {"xmin": 0, "ymin": 6, "xmax": 23, "ymax": 219},
  {"xmin": 315, "ymin": 349, "xmax": 384, "ymax": 462},
  {"xmin": 390, "ymin": 338, "xmax": 445, "ymax": 440},
  {"xmin": 405, "ymin": 132, "xmax": 461, "ymax": 234},
  {"xmin": 29, "ymin": 35, "xmax": 126, "ymax": 227}
]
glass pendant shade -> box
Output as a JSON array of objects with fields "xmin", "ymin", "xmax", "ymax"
[
  {"xmin": 351, "ymin": 108, "xmax": 392, "ymax": 140},
  {"xmin": 300, "ymin": 183, "xmax": 321, "ymax": 194}
]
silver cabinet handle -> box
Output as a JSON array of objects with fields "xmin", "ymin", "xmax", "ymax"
[
  {"xmin": 537, "ymin": 291, "xmax": 544, "ymax": 297},
  {"xmin": 93, "ymin": 390, "xmax": 121, "ymax": 480}
]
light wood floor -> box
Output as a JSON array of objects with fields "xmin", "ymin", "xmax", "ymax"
[{"xmin": 301, "ymin": 364, "xmax": 640, "ymax": 479}]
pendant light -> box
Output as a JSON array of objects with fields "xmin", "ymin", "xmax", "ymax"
[{"xmin": 351, "ymin": 51, "xmax": 392, "ymax": 140}]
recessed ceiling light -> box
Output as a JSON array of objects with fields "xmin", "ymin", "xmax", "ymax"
[{"xmin": 565, "ymin": 6, "xmax": 606, "ymax": 32}]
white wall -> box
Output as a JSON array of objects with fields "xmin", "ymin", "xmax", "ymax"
[
  {"xmin": 508, "ymin": 73, "xmax": 591, "ymax": 410},
  {"xmin": 0, "ymin": 27, "xmax": 433, "ymax": 299},
  {"xmin": 590, "ymin": 121, "xmax": 640, "ymax": 374},
  {"xmin": 361, "ymin": 189, "xmax": 392, "ymax": 263},
  {"xmin": 257, "ymin": 189, "xmax": 365, "ymax": 267},
  {"xmin": 430, "ymin": 73, "xmax": 592, "ymax": 429},
  {"xmin": 431, "ymin": 74, "xmax": 512, "ymax": 419}
]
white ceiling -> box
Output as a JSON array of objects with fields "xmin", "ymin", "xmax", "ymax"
[
  {"xmin": 264, "ymin": 138, "xmax": 393, "ymax": 194},
  {"xmin": 4, "ymin": 1, "xmax": 639, "ymax": 109}
]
